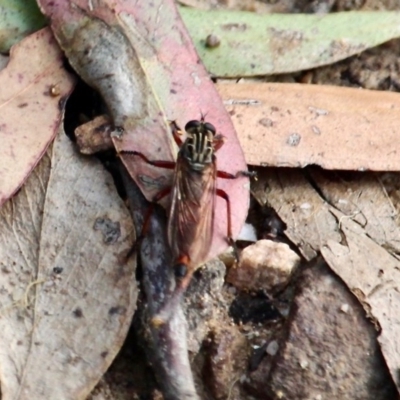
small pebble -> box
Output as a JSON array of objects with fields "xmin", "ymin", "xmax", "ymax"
[
  {"xmin": 205, "ymin": 34, "xmax": 221, "ymax": 48},
  {"xmin": 266, "ymin": 340, "xmax": 279, "ymax": 356}
]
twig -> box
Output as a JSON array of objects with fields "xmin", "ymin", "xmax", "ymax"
[{"xmin": 120, "ymin": 163, "xmax": 199, "ymax": 400}]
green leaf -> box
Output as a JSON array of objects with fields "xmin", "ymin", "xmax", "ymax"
[
  {"xmin": 0, "ymin": 0, "xmax": 46, "ymax": 53},
  {"xmin": 180, "ymin": 7, "xmax": 400, "ymax": 77}
]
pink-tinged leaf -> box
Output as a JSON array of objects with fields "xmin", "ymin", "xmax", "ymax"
[
  {"xmin": 37, "ymin": 0, "xmax": 175, "ymax": 207},
  {"xmin": 115, "ymin": 1, "xmax": 249, "ymax": 260},
  {"xmin": 0, "ymin": 27, "xmax": 75, "ymax": 208},
  {"xmin": 39, "ymin": 0, "xmax": 249, "ymax": 262}
]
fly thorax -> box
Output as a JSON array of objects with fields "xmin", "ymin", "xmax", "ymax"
[{"xmin": 182, "ymin": 130, "xmax": 214, "ymax": 170}]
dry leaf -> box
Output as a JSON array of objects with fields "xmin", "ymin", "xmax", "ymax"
[
  {"xmin": 0, "ymin": 54, "xmax": 8, "ymax": 70},
  {"xmin": 181, "ymin": 9, "xmax": 400, "ymax": 77},
  {"xmin": 252, "ymin": 168, "xmax": 400, "ymax": 392},
  {"xmin": 37, "ymin": 0, "xmax": 176, "ymax": 207},
  {"xmin": 322, "ymin": 212, "xmax": 400, "ymax": 394},
  {"xmin": 0, "ymin": 131, "xmax": 136, "ymax": 400},
  {"xmin": 217, "ymin": 82, "xmax": 400, "ymax": 171},
  {"xmin": 0, "ymin": 0, "xmax": 46, "ymax": 52},
  {"xmin": 252, "ymin": 168, "xmax": 341, "ymax": 260},
  {"xmin": 0, "ymin": 27, "xmax": 75, "ymax": 207},
  {"xmin": 309, "ymin": 170, "xmax": 400, "ymax": 254}
]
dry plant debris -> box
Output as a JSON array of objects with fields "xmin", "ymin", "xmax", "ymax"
[
  {"xmin": 218, "ymin": 82, "xmax": 400, "ymax": 171},
  {"xmin": 2, "ymin": 0, "xmax": 400, "ymax": 399},
  {"xmin": 252, "ymin": 167, "xmax": 400, "ymax": 394},
  {"xmin": 180, "ymin": 7, "xmax": 400, "ymax": 77},
  {"xmin": 0, "ymin": 131, "xmax": 136, "ymax": 399},
  {"xmin": 0, "ymin": 27, "xmax": 75, "ymax": 207}
]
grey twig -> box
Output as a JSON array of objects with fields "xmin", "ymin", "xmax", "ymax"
[{"xmin": 120, "ymin": 163, "xmax": 199, "ymax": 400}]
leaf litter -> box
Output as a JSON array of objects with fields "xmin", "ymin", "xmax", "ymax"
[
  {"xmin": 49, "ymin": 5, "xmax": 400, "ymax": 397},
  {"xmin": 4, "ymin": 0, "xmax": 400, "ymax": 398},
  {"xmin": 218, "ymin": 81, "xmax": 400, "ymax": 171},
  {"xmin": 0, "ymin": 27, "xmax": 75, "ymax": 208},
  {"xmin": 0, "ymin": 130, "xmax": 137, "ymax": 400},
  {"xmin": 37, "ymin": 0, "xmax": 252, "ymax": 398},
  {"xmin": 252, "ymin": 167, "xmax": 400, "ymax": 393},
  {"xmin": 179, "ymin": 8, "xmax": 400, "ymax": 77},
  {"xmin": 0, "ymin": 0, "xmax": 46, "ymax": 52},
  {"xmin": 322, "ymin": 209, "xmax": 400, "ymax": 392}
]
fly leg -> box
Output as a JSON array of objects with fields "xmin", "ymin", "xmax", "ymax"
[
  {"xmin": 215, "ymin": 188, "xmax": 238, "ymax": 258},
  {"xmin": 216, "ymin": 169, "xmax": 256, "ymax": 259},
  {"xmin": 217, "ymin": 169, "xmax": 257, "ymax": 179},
  {"xmin": 125, "ymin": 186, "xmax": 172, "ymax": 260},
  {"xmin": 169, "ymin": 120, "xmax": 184, "ymax": 147}
]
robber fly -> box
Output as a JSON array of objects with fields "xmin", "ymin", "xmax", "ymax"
[{"xmin": 121, "ymin": 117, "xmax": 250, "ymax": 324}]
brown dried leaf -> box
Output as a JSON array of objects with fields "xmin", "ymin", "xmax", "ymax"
[
  {"xmin": 322, "ymin": 212, "xmax": 400, "ymax": 393},
  {"xmin": 0, "ymin": 131, "xmax": 136, "ymax": 400},
  {"xmin": 0, "ymin": 27, "xmax": 75, "ymax": 207},
  {"xmin": 252, "ymin": 168, "xmax": 341, "ymax": 260},
  {"xmin": 309, "ymin": 170, "xmax": 400, "ymax": 254},
  {"xmin": 253, "ymin": 168, "xmax": 400, "ymax": 392},
  {"xmin": 218, "ymin": 82, "xmax": 400, "ymax": 171},
  {"xmin": 37, "ymin": 0, "xmax": 176, "ymax": 207}
]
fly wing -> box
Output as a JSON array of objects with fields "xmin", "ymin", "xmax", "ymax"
[{"xmin": 167, "ymin": 156, "xmax": 216, "ymax": 268}]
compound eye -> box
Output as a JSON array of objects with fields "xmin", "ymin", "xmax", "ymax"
[
  {"xmin": 204, "ymin": 122, "xmax": 216, "ymax": 135},
  {"xmin": 174, "ymin": 263, "xmax": 188, "ymax": 279},
  {"xmin": 185, "ymin": 120, "xmax": 201, "ymax": 132}
]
